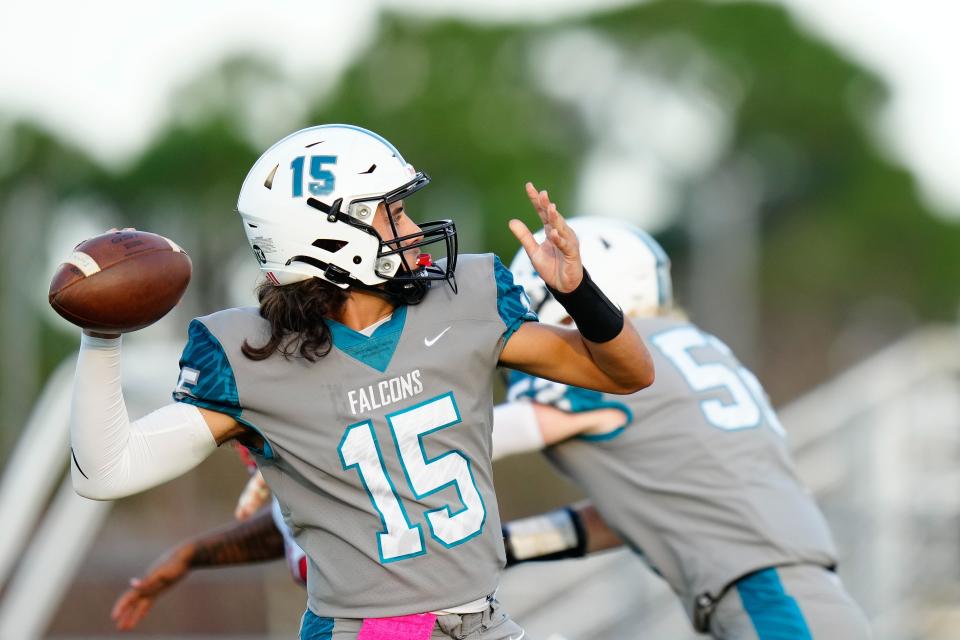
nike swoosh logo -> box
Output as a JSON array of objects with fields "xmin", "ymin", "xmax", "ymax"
[
  {"xmin": 424, "ymin": 327, "xmax": 451, "ymax": 347},
  {"xmin": 71, "ymin": 447, "xmax": 88, "ymax": 479}
]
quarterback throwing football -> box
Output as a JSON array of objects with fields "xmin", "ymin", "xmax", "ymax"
[{"xmin": 68, "ymin": 125, "xmax": 654, "ymax": 639}]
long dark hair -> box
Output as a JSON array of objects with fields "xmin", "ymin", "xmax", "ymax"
[{"xmin": 241, "ymin": 278, "xmax": 349, "ymax": 362}]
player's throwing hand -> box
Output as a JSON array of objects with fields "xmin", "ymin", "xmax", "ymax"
[{"xmin": 509, "ymin": 182, "xmax": 583, "ymax": 294}]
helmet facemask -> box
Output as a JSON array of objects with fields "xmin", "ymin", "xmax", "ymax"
[{"xmin": 304, "ymin": 172, "xmax": 458, "ymax": 305}]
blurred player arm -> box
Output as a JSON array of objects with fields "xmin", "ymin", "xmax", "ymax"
[
  {"xmin": 502, "ymin": 182, "xmax": 654, "ymax": 394},
  {"xmin": 111, "ymin": 506, "xmax": 284, "ymax": 631},
  {"xmin": 503, "ymin": 502, "xmax": 624, "ymax": 567},
  {"xmin": 491, "ymin": 401, "xmax": 628, "ymax": 460},
  {"xmin": 69, "ymin": 333, "xmax": 246, "ymax": 500}
]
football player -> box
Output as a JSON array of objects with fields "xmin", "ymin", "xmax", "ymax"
[
  {"xmin": 68, "ymin": 125, "xmax": 654, "ymax": 640},
  {"xmin": 496, "ymin": 217, "xmax": 872, "ymax": 639},
  {"xmin": 111, "ymin": 407, "xmax": 622, "ymax": 632}
]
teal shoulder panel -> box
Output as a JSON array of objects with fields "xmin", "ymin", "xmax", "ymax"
[
  {"xmin": 173, "ymin": 318, "xmax": 275, "ymax": 459},
  {"xmin": 174, "ymin": 319, "xmax": 241, "ymax": 417},
  {"xmin": 327, "ymin": 305, "xmax": 407, "ymax": 373},
  {"xmin": 493, "ymin": 255, "xmax": 537, "ymax": 342}
]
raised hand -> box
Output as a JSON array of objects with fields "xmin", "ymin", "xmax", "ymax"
[{"xmin": 509, "ymin": 183, "xmax": 583, "ymax": 294}]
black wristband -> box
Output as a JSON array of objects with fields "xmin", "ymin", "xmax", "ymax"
[{"xmin": 546, "ymin": 269, "xmax": 624, "ymax": 343}]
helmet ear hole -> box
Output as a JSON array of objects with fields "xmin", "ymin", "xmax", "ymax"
[{"xmin": 312, "ymin": 239, "xmax": 347, "ymax": 253}]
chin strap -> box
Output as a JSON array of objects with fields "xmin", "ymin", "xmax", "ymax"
[{"xmin": 345, "ymin": 274, "xmax": 430, "ymax": 306}]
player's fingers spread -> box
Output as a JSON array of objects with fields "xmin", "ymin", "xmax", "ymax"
[
  {"xmin": 547, "ymin": 203, "xmax": 570, "ymax": 235},
  {"xmin": 533, "ymin": 190, "xmax": 544, "ymax": 213},
  {"xmin": 525, "ymin": 182, "xmax": 539, "ymax": 201},
  {"xmin": 542, "ymin": 223, "xmax": 556, "ymax": 245},
  {"xmin": 549, "ymin": 227, "xmax": 568, "ymax": 251},
  {"xmin": 539, "ymin": 189, "xmax": 555, "ymax": 212},
  {"xmin": 525, "ymin": 183, "xmax": 544, "ymax": 212},
  {"xmin": 509, "ymin": 219, "xmax": 538, "ymax": 255}
]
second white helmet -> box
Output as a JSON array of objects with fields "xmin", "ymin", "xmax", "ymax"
[
  {"xmin": 237, "ymin": 124, "xmax": 457, "ymax": 304},
  {"xmin": 510, "ymin": 217, "xmax": 672, "ymax": 326}
]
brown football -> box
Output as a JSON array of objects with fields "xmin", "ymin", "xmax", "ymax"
[{"xmin": 48, "ymin": 230, "xmax": 192, "ymax": 333}]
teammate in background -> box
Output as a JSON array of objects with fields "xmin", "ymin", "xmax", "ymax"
[
  {"xmin": 112, "ymin": 405, "xmax": 622, "ymax": 632},
  {"xmin": 111, "ymin": 506, "xmax": 287, "ymax": 631},
  {"xmin": 496, "ymin": 217, "xmax": 872, "ymax": 639},
  {"xmin": 69, "ymin": 125, "xmax": 654, "ymax": 639}
]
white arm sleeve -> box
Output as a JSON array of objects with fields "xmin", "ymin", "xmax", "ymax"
[
  {"xmin": 70, "ymin": 334, "xmax": 217, "ymax": 500},
  {"xmin": 491, "ymin": 401, "xmax": 545, "ymax": 461}
]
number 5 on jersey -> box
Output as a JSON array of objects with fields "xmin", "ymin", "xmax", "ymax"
[
  {"xmin": 338, "ymin": 393, "xmax": 486, "ymax": 563},
  {"xmin": 652, "ymin": 326, "xmax": 785, "ymax": 435}
]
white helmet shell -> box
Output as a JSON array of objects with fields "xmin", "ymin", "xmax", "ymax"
[
  {"xmin": 237, "ymin": 124, "xmax": 456, "ymax": 298},
  {"xmin": 510, "ymin": 217, "xmax": 672, "ymax": 326}
]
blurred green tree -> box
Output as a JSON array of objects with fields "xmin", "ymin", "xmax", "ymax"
[{"xmin": 2, "ymin": 0, "xmax": 959, "ymax": 461}]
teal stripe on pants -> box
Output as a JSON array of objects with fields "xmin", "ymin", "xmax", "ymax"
[
  {"xmin": 300, "ymin": 609, "xmax": 334, "ymax": 640},
  {"xmin": 736, "ymin": 568, "xmax": 813, "ymax": 640}
]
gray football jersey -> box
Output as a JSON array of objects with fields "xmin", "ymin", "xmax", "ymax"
[
  {"xmin": 507, "ymin": 316, "xmax": 837, "ymax": 619},
  {"xmin": 174, "ymin": 254, "xmax": 536, "ymax": 619}
]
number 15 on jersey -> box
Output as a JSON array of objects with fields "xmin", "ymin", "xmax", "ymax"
[{"xmin": 338, "ymin": 392, "xmax": 487, "ymax": 563}]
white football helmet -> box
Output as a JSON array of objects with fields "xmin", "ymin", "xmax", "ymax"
[
  {"xmin": 510, "ymin": 217, "xmax": 672, "ymax": 325},
  {"xmin": 237, "ymin": 124, "xmax": 457, "ymax": 303}
]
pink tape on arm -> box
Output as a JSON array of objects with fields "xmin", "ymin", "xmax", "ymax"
[{"xmin": 357, "ymin": 613, "xmax": 438, "ymax": 640}]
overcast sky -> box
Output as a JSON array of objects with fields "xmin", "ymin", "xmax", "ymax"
[{"xmin": 1, "ymin": 0, "xmax": 958, "ymax": 218}]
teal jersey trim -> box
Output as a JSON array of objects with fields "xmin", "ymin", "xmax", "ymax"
[
  {"xmin": 736, "ymin": 568, "xmax": 813, "ymax": 640},
  {"xmin": 337, "ymin": 419, "xmax": 426, "ymax": 564},
  {"xmin": 326, "ymin": 305, "xmax": 407, "ymax": 373},
  {"xmin": 175, "ymin": 320, "xmax": 241, "ymax": 414},
  {"xmin": 494, "ymin": 255, "xmax": 537, "ymax": 343},
  {"xmin": 506, "ymin": 370, "xmax": 633, "ymax": 440},
  {"xmin": 299, "ymin": 609, "xmax": 334, "ymax": 640},
  {"xmin": 174, "ymin": 319, "xmax": 274, "ymax": 459},
  {"xmin": 386, "ymin": 392, "xmax": 487, "ymax": 550}
]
